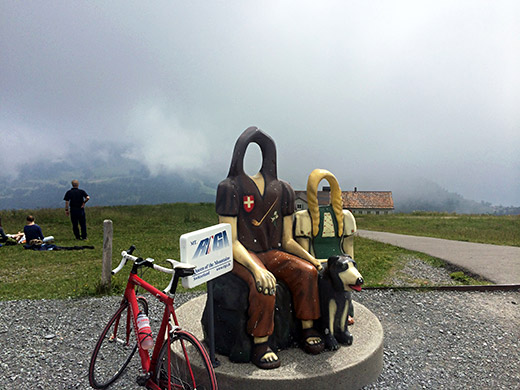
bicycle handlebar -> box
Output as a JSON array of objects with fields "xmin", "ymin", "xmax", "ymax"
[
  {"xmin": 111, "ymin": 245, "xmax": 139, "ymax": 274},
  {"xmin": 113, "ymin": 246, "xmax": 195, "ymax": 294}
]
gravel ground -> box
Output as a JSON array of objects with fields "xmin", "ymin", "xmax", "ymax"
[
  {"xmin": 359, "ymin": 289, "xmax": 520, "ymax": 389},
  {"xmin": 386, "ymin": 256, "xmax": 459, "ymax": 287},
  {"xmin": 0, "ymin": 259, "xmax": 519, "ymax": 389}
]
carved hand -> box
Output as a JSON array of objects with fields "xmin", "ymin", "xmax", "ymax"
[
  {"xmin": 252, "ymin": 267, "xmax": 276, "ymax": 295},
  {"xmin": 310, "ymin": 258, "xmax": 323, "ymax": 271}
]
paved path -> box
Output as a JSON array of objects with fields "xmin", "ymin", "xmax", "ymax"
[{"xmin": 357, "ymin": 230, "xmax": 520, "ymax": 284}]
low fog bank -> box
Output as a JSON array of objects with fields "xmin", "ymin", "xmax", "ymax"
[
  {"xmin": 0, "ymin": 159, "xmax": 518, "ymax": 215},
  {"xmin": 391, "ymin": 178, "xmax": 518, "ymax": 214}
]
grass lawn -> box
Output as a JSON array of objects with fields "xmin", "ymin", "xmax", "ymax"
[
  {"xmin": 1, "ymin": 206, "xmax": 509, "ymax": 300},
  {"xmin": 356, "ymin": 212, "xmax": 520, "ymax": 247},
  {"xmin": 0, "ymin": 204, "xmax": 218, "ymax": 300}
]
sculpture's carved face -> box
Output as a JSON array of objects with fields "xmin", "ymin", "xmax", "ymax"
[{"xmin": 327, "ymin": 255, "xmax": 364, "ymax": 292}]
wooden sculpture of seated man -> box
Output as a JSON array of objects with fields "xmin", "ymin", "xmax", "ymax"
[{"xmin": 216, "ymin": 127, "xmax": 324, "ymax": 369}]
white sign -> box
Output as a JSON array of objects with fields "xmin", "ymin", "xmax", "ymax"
[{"xmin": 179, "ymin": 223, "xmax": 233, "ymax": 288}]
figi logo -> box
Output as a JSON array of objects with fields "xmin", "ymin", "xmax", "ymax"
[
  {"xmin": 192, "ymin": 230, "xmax": 230, "ymax": 259},
  {"xmin": 180, "ymin": 223, "xmax": 233, "ymax": 289}
]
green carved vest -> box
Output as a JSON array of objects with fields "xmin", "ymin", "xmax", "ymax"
[{"xmin": 312, "ymin": 205, "xmax": 343, "ymax": 259}]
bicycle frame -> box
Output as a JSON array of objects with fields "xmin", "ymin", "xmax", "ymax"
[
  {"xmin": 88, "ymin": 246, "xmax": 215, "ymax": 390},
  {"xmin": 122, "ymin": 271, "xmax": 193, "ymax": 390}
]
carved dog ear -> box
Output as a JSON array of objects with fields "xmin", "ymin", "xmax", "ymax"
[
  {"xmin": 327, "ymin": 255, "xmax": 345, "ymax": 291},
  {"xmin": 327, "ymin": 255, "xmax": 340, "ymax": 269}
]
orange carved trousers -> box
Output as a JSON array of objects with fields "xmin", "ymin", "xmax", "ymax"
[{"xmin": 231, "ymin": 249, "xmax": 320, "ymax": 337}]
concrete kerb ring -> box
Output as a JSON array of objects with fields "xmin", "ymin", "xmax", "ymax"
[{"xmin": 176, "ymin": 294, "xmax": 384, "ymax": 390}]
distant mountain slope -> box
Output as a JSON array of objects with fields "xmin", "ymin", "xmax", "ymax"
[
  {"xmin": 391, "ymin": 179, "xmax": 493, "ymax": 214},
  {"xmin": 0, "ymin": 156, "xmax": 218, "ymax": 210},
  {"xmin": 390, "ymin": 178, "xmax": 519, "ymax": 215},
  {"xmin": 1, "ymin": 160, "xmax": 517, "ymax": 214},
  {"xmin": 0, "ymin": 175, "xmax": 216, "ymax": 210}
]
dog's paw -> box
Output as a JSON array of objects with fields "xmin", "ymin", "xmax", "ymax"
[
  {"xmin": 337, "ymin": 330, "xmax": 353, "ymax": 346},
  {"xmin": 323, "ymin": 331, "xmax": 340, "ymax": 351}
]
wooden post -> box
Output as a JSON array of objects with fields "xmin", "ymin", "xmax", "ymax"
[{"xmin": 101, "ymin": 219, "xmax": 113, "ymax": 291}]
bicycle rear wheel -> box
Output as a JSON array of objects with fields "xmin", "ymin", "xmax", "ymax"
[
  {"xmin": 89, "ymin": 297, "xmax": 147, "ymax": 389},
  {"xmin": 154, "ymin": 330, "xmax": 218, "ymax": 390}
]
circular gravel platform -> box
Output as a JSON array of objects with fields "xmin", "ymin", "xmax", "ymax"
[{"xmin": 176, "ymin": 294, "xmax": 383, "ymax": 390}]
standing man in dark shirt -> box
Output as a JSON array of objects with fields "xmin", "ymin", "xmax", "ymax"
[{"xmin": 63, "ymin": 180, "xmax": 90, "ymax": 240}]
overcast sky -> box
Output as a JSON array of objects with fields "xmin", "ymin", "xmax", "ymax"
[{"xmin": 1, "ymin": 1, "xmax": 519, "ymax": 206}]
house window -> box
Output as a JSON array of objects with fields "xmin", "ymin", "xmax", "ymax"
[{"xmin": 296, "ymin": 203, "xmax": 303, "ymax": 210}]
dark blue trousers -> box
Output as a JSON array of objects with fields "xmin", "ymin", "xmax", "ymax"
[{"xmin": 70, "ymin": 208, "xmax": 87, "ymax": 239}]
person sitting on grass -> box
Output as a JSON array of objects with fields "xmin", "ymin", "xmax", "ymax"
[
  {"xmin": 0, "ymin": 217, "xmax": 9, "ymax": 242},
  {"xmin": 0, "ymin": 217, "xmax": 24, "ymax": 244},
  {"xmin": 23, "ymin": 215, "xmax": 53, "ymax": 246}
]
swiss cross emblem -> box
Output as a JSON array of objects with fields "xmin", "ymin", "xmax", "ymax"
[{"xmin": 243, "ymin": 195, "xmax": 255, "ymax": 212}]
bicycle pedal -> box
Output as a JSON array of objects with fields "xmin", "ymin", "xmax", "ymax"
[{"xmin": 136, "ymin": 373, "xmax": 151, "ymax": 386}]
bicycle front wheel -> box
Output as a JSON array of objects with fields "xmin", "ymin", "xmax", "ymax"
[
  {"xmin": 89, "ymin": 301, "xmax": 138, "ymax": 389},
  {"xmin": 154, "ymin": 330, "xmax": 218, "ymax": 390}
]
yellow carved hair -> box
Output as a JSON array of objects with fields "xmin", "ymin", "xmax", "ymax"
[{"xmin": 306, "ymin": 169, "xmax": 344, "ymax": 237}]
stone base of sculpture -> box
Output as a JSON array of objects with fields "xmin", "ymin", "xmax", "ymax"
[{"xmin": 178, "ymin": 292, "xmax": 383, "ymax": 390}]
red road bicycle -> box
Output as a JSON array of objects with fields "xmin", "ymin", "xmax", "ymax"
[{"xmin": 89, "ymin": 246, "xmax": 218, "ymax": 389}]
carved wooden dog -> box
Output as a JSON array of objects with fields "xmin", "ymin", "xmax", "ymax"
[{"xmin": 318, "ymin": 255, "xmax": 364, "ymax": 350}]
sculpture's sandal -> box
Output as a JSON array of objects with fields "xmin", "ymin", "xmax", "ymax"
[
  {"xmin": 251, "ymin": 342, "xmax": 281, "ymax": 370},
  {"xmin": 301, "ymin": 328, "xmax": 325, "ymax": 355}
]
